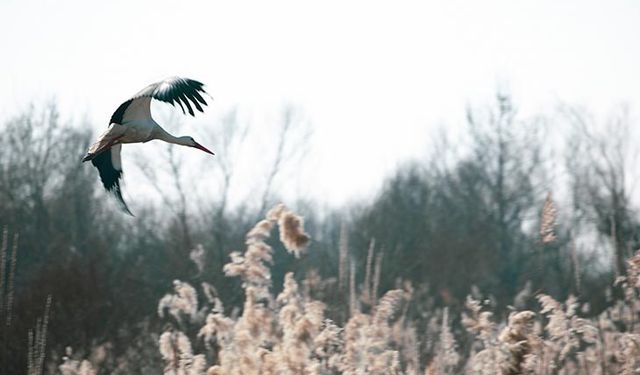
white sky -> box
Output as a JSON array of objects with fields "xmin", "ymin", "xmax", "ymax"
[{"xmin": 1, "ymin": 0, "xmax": 639, "ymax": 208}]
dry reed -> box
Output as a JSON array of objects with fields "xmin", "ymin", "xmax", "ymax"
[
  {"xmin": 540, "ymin": 192, "xmax": 557, "ymax": 245},
  {"xmin": 27, "ymin": 295, "xmax": 52, "ymax": 375},
  {"xmin": 46, "ymin": 204, "xmax": 640, "ymax": 375}
]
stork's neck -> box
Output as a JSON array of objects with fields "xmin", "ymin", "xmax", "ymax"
[{"xmin": 155, "ymin": 127, "xmax": 190, "ymax": 146}]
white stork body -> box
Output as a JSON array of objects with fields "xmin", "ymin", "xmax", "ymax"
[{"xmin": 83, "ymin": 77, "xmax": 214, "ymax": 215}]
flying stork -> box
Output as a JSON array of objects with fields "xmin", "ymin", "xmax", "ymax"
[{"xmin": 82, "ymin": 77, "xmax": 215, "ymax": 215}]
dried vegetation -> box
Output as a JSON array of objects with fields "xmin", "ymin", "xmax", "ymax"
[
  {"xmin": 14, "ymin": 203, "xmax": 640, "ymax": 374},
  {"xmin": 149, "ymin": 205, "xmax": 640, "ymax": 374}
]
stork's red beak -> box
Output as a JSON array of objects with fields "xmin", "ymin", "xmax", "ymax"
[{"xmin": 193, "ymin": 142, "xmax": 215, "ymax": 155}]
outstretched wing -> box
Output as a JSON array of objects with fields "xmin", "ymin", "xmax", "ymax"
[
  {"xmin": 91, "ymin": 144, "xmax": 133, "ymax": 216},
  {"xmin": 132, "ymin": 77, "xmax": 209, "ymax": 117}
]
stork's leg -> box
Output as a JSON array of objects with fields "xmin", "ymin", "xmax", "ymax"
[
  {"xmin": 82, "ymin": 134, "xmax": 125, "ymax": 162},
  {"xmin": 82, "ymin": 151, "xmax": 102, "ymax": 162}
]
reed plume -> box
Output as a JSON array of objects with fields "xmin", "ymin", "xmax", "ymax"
[{"xmin": 540, "ymin": 192, "xmax": 557, "ymax": 245}]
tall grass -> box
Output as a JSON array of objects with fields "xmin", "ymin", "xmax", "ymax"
[{"xmin": 45, "ymin": 204, "xmax": 640, "ymax": 374}]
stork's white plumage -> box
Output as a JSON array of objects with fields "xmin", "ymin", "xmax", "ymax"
[{"xmin": 83, "ymin": 77, "xmax": 215, "ymax": 215}]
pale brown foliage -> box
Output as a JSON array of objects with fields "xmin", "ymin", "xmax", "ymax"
[
  {"xmin": 27, "ymin": 295, "xmax": 52, "ymax": 375},
  {"xmin": 59, "ymin": 347, "xmax": 97, "ymax": 375},
  {"xmin": 155, "ymin": 206, "xmax": 416, "ymax": 375},
  {"xmin": 148, "ymin": 208, "xmax": 640, "ymax": 375},
  {"xmin": 540, "ymin": 192, "xmax": 557, "ymax": 245},
  {"xmin": 158, "ymin": 280, "xmax": 200, "ymax": 323},
  {"xmin": 267, "ymin": 203, "xmax": 310, "ymax": 257},
  {"xmin": 499, "ymin": 311, "xmax": 539, "ymax": 375}
]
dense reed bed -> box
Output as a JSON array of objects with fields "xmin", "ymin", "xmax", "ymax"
[{"xmin": 49, "ymin": 204, "xmax": 640, "ymax": 375}]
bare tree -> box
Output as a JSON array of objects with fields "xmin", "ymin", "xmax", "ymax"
[
  {"xmin": 258, "ymin": 104, "xmax": 311, "ymax": 216},
  {"xmin": 200, "ymin": 108, "xmax": 248, "ymax": 263},
  {"xmin": 133, "ymin": 110, "xmax": 197, "ymax": 254},
  {"xmin": 564, "ymin": 104, "xmax": 639, "ymax": 276},
  {"xmin": 0, "ymin": 103, "xmax": 95, "ymax": 250},
  {"xmin": 205, "ymin": 107, "xmax": 248, "ymax": 222},
  {"xmin": 350, "ymin": 92, "xmax": 548, "ymax": 307},
  {"xmin": 464, "ymin": 92, "xmax": 546, "ymax": 296},
  {"xmin": 137, "ymin": 142, "xmax": 194, "ymax": 250}
]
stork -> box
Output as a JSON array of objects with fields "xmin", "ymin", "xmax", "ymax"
[{"xmin": 83, "ymin": 77, "xmax": 215, "ymax": 215}]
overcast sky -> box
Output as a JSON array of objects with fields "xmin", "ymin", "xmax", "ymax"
[{"xmin": 1, "ymin": 0, "xmax": 639, "ymax": 207}]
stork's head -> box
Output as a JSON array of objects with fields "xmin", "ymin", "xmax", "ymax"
[{"xmin": 180, "ymin": 136, "xmax": 215, "ymax": 155}]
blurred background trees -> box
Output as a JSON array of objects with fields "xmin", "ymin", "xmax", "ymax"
[{"xmin": 0, "ymin": 95, "xmax": 637, "ymax": 373}]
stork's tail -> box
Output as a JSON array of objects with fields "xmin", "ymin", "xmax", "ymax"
[{"xmin": 82, "ymin": 153, "xmax": 95, "ymax": 162}]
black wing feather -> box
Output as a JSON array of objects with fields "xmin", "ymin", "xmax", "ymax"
[
  {"xmin": 190, "ymin": 95, "xmax": 203, "ymax": 113},
  {"xmin": 178, "ymin": 93, "xmax": 194, "ymax": 116},
  {"xmin": 91, "ymin": 148, "xmax": 133, "ymax": 215},
  {"xmin": 110, "ymin": 99, "xmax": 133, "ymax": 124},
  {"xmin": 191, "ymin": 90, "xmax": 207, "ymax": 106},
  {"xmin": 173, "ymin": 96, "xmax": 186, "ymax": 114},
  {"xmin": 134, "ymin": 77, "xmax": 208, "ymax": 117}
]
